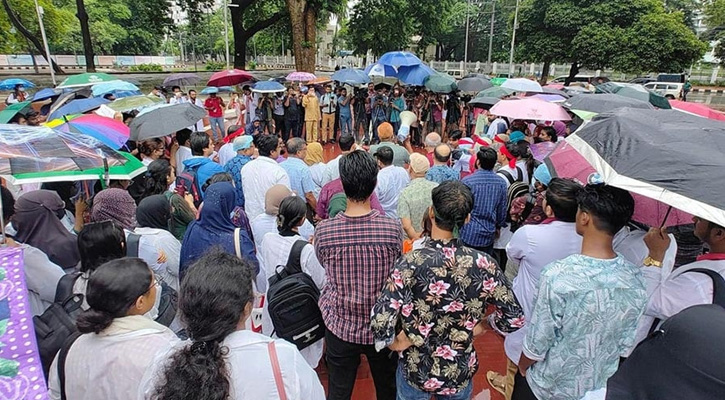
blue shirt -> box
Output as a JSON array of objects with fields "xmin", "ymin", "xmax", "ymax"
[
  {"xmin": 459, "ymin": 169, "xmax": 508, "ymax": 247},
  {"xmin": 224, "ymin": 154, "xmax": 253, "ymax": 208},
  {"xmin": 389, "ymin": 97, "xmax": 405, "ymax": 123},
  {"xmin": 426, "ymin": 165, "xmax": 459, "ymax": 184},
  {"xmin": 280, "ymin": 157, "xmax": 316, "ymax": 197},
  {"xmin": 524, "ymin": 254, "xmax": 646, "ymax": 400},
  {"xmin": 337, "ymin": 95, "xmax": 351, "ymax": 117}
]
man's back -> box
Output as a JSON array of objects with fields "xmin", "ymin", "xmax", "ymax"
[
  {"xmin": 280, "ymin": 157, "xmax": 315, "ymax": 198},
  {"xmin": 460, "ymin": 169, "xmax": 508, "ymax": 248},
  {"xmin": 241, "ymin": 157, "xmax": 290, "ymax": 220},
  {"xmin": 368, "ymin": 143, "xmax": 410, "ymax": 167},
  {"xmin": 375, "ymin": 165, "xmax": 410, "ymax": 218}
]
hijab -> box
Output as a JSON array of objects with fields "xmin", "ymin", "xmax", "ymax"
[
  {"xmin": 264, "ymin": 185, "xmax": 293, "ymax": 216},
  {"xmin": 91, "ymin": 188, "xmax": 137, "ymax": 230},
  {"xmin": 136, "ymin": 195, "xmax": 171, "ymax": 231},
  {"xmin": 13, "ymin": 190, "xmax": 80, "ymax": 269},
  {"xmin": 304, "ymin": 142, "xmax": 324, "ymax": 166}
]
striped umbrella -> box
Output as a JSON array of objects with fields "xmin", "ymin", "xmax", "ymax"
[{"xmin": 45, "ymin": 114, "xmax": 130, "ymax": 149}]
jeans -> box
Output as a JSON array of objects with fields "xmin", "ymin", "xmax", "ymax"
[
  {"xmin": 208, "ymin": 116, "xmax": 225, "ymax": 141},
  {"xmin": 340, "ymin": 114, "xmax": 352, "ymax": 136},
  {"xmin": 396, "ymin": 364, "xmax": 473, "ymax": 400},
  {"xmin": 325, "ymin": 330, "xmax": 397, "ymax": 400}
]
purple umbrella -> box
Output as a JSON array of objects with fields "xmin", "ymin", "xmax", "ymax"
[{"xmin": 286, "ymin": 71, "xmax": 316, "ymax": 82}]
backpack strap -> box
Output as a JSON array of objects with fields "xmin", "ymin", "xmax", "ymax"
[
  {"xmin": 234, "ymin": 228, "xmax": 242, "ymax": 259},
  {"xmin": 54, "ymin": 272, "xmax": 81, "ymax": 304},
  {"xmin": 59, "ymin": 331, "xmax": 82, "ymax": 400},
  {"xmin": 284, "ymin": 240, "xmax": 308, "ymax": 274},
  {"xmin": 514, "ymin": 166, "xmax": 523, "ymax": 182},
  {"xmin": 126, "ymin": 233, "xmax": 141, "ymax": 258},
  {"xmin": 498, "ymin": 169, "xmax": 515, "ymax": 185},
  {"xmin": 268, "ymin": 341, "xmax": 288, "ymax": 400}
]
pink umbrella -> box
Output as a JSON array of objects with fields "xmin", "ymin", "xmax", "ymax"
[
  {"xmin": 670, "ymin": 100, "xmax": 725, "ymax": 122},
  {"xmin": 207, "ymin": 69, "xmax": 254, "ymax": 87},
  {"xmin": 545, "ymin": 83, "xmax": 565, "ymax": 90},
  {"xmin": 489, "ymin": 98, "xmax": 571, "ymax": 121},
  {"xmin": 531, "ymin": 93, "xmax": 567, "ymax": 102},
  {"xmin": 530, "ymin": 141, "xmax": 558, "ymax": 161},
  {"xmin": 286, "ymin": 71, "xmax": 317, "ymax": 82},
  {"xmin": 545, "ymin": 141, "xmax": 692, "ymax": 227}
]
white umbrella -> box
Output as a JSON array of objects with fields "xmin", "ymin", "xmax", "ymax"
[{"xmin": 502, "ymin": 78, "xmax": 543, "ymax": 93}]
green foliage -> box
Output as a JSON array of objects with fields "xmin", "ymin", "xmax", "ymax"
[
  {"xmin": 204, "ymin": 60, "xmax": 225, "ymax": 70},
  {"xmin": 704, "ymin": 0, "xmax": 725, "ymax": 65},
  {"xmin": 0, "ymin": 0, "xmax": 75, "ymax": 54},
  {"xmin": 129, "ymin": 63, "xmax": 163, "ymax": 72},
  {"xmin": 248, "ymin": 60, "xmax": 257, "ymax": 70},
  {"xmin": 347, "ymin": 0, "xmax": 414, "ymax": 56}
]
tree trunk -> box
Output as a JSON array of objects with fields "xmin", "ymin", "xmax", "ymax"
[
  {"xmin": 300, "ymin": 4, "xmax": 317, "ymax": 72},
  {"xmin": 75, "ymin": 0, "xmax": 96, "ymax": 72},
  {"xmin": 539, "ymin": 59, "xmax": 551, "ymax": 85},
  {"xmin": 1, "ymin": 0, "xmax": 64, "ymax": 74},
  {"xmin": 230, "ymin": 3, "xmax": 284, "ymax": 70},
  {"xmin": 564, "ymin": 62, "xmax": 579, "ymax": 86},
  {"xmin": 286, "ymin": 0, "xmax": 307, "ymax": 71}
]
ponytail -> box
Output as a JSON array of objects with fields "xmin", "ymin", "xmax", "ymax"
[
  {"xmin": 76, "ymin": 309, "xmax": 115, "ymax": 334},
  {"xmin": 276, "ymin": 196, "xmax": 307, "ymax": 235}
]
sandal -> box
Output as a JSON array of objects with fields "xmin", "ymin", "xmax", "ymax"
[{"xmin": 486, "ymin": 371, "xmax": 506, "ymax": 396}]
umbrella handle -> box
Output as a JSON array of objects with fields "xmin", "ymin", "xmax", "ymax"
[
  {"xmin": 660, "ymin": 206, "xmax": 672, "ymax": 228},
  {"xmin": 102, "ymin": 157, "xmax": 110, "ymax": 188}
]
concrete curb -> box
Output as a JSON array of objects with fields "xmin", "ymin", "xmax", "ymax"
[{"xmin": 692, "ymin": 88, "xmax": 725, "ymax": 94}]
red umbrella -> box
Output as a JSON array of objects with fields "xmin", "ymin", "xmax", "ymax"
[
  {"xmin": 669, "ymin": 100, "xmax": 725, "ymax": 122},
  {"xmin": 207, "ymin": 69, "xmax": 254, "ymax": 87}
]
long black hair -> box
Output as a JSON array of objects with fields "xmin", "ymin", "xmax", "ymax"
[
  {"xmin": 76, "ymin": 258, "xmax": 152, "ymax": 334},
  {"xmin": 144, "ymin": 159, "xmax": 173, "ymax": 197},
  {"xmin": 77, "ymin": 221, "xmax": 126, "ymax": 273},
  {"xmin": 277, "ymin": 195, "xmax": 307, "ymax": 235},
  {"xmin": 153, "ymin": 248, "xmax": 255, "ymax": 400}
]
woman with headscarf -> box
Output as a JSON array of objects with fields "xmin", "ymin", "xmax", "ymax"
[
  {"xmin": 250, "ymin": 185, "xmax": 315, "ymax": 252},
  {"xmin": 304, "ymin": 142, "xmax": 326, "ymax": 199},
  {"xmin": 179, "ymin": 182, "xmax": 257, "ymax": 281},
  {"xmin": 136, "ymin": 195, "xmax": 181, "ymax": 291}
]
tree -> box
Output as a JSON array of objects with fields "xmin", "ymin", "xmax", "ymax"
[
  {"xmin": 75, "ymin": 0, "xmax": 96, "ymax": 71},
  {"xmin": 704, "ymin": 0, "xmax": 725, "ymax": 64},
  {"xmin": 286, "ymin": 0, "xmax": 345, "ymax": 72},
  {"xmin": 229, "ymin": 0, "xmax": 285, "ymax": 69},
  {"xmin": 347, "ymin": 0, "xmax": 413, "ymax": 57}
]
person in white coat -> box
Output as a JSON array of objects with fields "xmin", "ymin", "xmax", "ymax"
[{"xmin": 139, "ymin": 249, "xmax": 325, "ymax": 400}]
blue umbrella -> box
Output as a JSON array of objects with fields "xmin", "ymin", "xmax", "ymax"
[
  {"xmin": 92, "ymin": 81, "xmax": 140, "ymax": 97},
  {"xmin": 252, "ymin": 81, "xmax": 286, "ymax": 93},
  {"xmin": 364, "ymin": 63, "xmax": 397, "ymax": 77},
  {"xmin": 397, "ymin": 64, "xmax": 435, "ymax": 86},
  {"xmin": 47, "ymin": 98, "xmax": 110, "ymax": 121},
  {"xmin": 0, "ymin": 78, "xmax": 35, "ymax": 91},
  {"xmin": 109, "ymin": 90, "xmax": 143, "ymax": 99},
  {"xmin": 200, "ymin": 86, "xmax": 219, "ymax": 94},
  {"xmin": 377, "ymin": 51, "xmax": 422, "ymax": 68},
  {"xmin": 331, "ymin": 68, "xmax": 371, "ymax": 85},
  {"xmin": 32, "ymin": 88, "xmax": 62, "ymax": 101}
]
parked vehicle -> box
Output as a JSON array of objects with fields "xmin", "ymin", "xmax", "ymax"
[
  {"xmin": 628, "ymin": 77, "xmax": 656, "ymax": 85},
  {"xmin": 549, "ymin": 75, "xmax": 610, "ymax": 85},
  {"xmin": 656, "ymin": 73, "xmax": 686, "ymax": 83},
  {"xmin": 643, "ymin": 82, "xmax": 684, "ymax": 99}
]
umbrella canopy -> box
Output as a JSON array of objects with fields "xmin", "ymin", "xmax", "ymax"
[
  {"xmin": 307, "ymin": 76, "xmax": 333, "ymax": 85},
  {"xmin": 207, "ymin": 69, "xmax": 254, "ymax": 87},
  {"xmin": 377, "ymin": 51, "xmax": 422, "ymax": 68},
  {"xmin": 45, "ymin": 114, "xmax": 130, "ymax": 149},
  {"xmin": 457, "ymin": 77, "xmax": 493, "ymax": 93},
  {"xmin": 58, "ymin": 73, "xmax": 119, "ymax": 88},
  {"xmin": 490, "ymin": 77, "xmax": 508, "ymax": 86},
  {"xmin": 200, "ymin": 86, "xmax": 235, "ymax": 95},
  {"xmin": 530, "ymin": 93, "xmax": 567, "ymax": 102},
  {"xmin": 7, "ymin": 151, "xmax": 145, "ymax": 185},
  {"xmin": 252, "ymin": 81, "xmax": 287, "ymax": 94},
  {"xmin": 396, "ymin": 64, "xmax": 435, "ymax": 86},
  {"xmin": 477, "ymin": 86, "xmax": 515, "ymax": 99},
  {"xmin": 596, "ymin": 82, "xmax": 671, "ymax": 109},
  {"xmin": 331, "ymin": 68, "xmax": 371, "ymax": 85},
  {"xmin": 0, "ymin": 124, "xmax": 132, "ymax": 182},
  {"xmin": 545, "ymin": 83, "xmax": 565, "ymax": 90},
  {"xmin": 129, "ymin": 103, "xmax": 206, "ymax": 141},
  {"xmin": 464, "ymin": 73, "xmax": 491, "ymax": 79},
  {"xmin": 286, "ymin": 71, "xmax": 316, "ymax": 82},
  {"xmin": 91, "ymin": 81, "xmax": 140, "ymax": 97},
  {"xmin": 563, "ymin": 86, "xmax": 593, "ymax": 95},
  {"xmin": 670, "ymin": 100, "xmax": 725, "ymax": 122},
  {"xmin": 562, "ymin": 93, "xmax": 654, "ymax": 114},
  {"xmin": 365, "ymin": 63, "xmax": 398, "ymax": 78},
  {"xmin": 489, "ymin": 98, "xmax": 571, "ymax": 121},
  {"xmin": 501, "ymin": 78, "xmax": 543, "ymax": 93},
  {"xmin": 0, "ymin": 101, "xmax": 32, "ymax": 124},
  {"xmin": 468, "ymin": 96, "xmax": 501, "ymax": 109},
  {"xmin": 0, "ymin": 78, "xmax": 35, "ymax": 90},
  {"xmin": 560, "ymin": 108, "xmax": 725, "ymax": 227},
  {"xmin": 425, "ymin": 73, "xmax": 457, "ymax": 93},
  {"xmin": 107, "ymin": 95, "xmax": 164, "ymax": 113},
  {"xmin": 163, "ymin": 73, "xmax": 201, "ymax": 87},
  {"xmin": 47, "ymin": 98, "xmax": 110, "ymax": 121},
  {"xmin": 529, "ymin": 141, "xmax": 558, "ymax": 162},
  {"xmin": 541, "ymin": 87, "xmax": 570, "ymax": 98},
  {"xmin": 32, "ymin": 88, "xmax": 62, "ymax": 102}
]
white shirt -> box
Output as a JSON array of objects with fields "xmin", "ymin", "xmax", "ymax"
[
  {"xmin": 504, "ymin": 221, "xmax": 582, "ymax": 364},
  {"xmin": 308, "ymin": 162, "xmax": 327, "ymax": 199},
  {"xmin": 139, "ymin": 330, "xmax": 326, "ymax": 400},
  {"xmin": 259, "ymin": 233, "xmax": 326, "ymax": 368},
  {"xmin": 169, "ymin": 95, "xmax": 187, "ymax": 105},
  {"xmin": 49, "ymin": 316, "xmax": 176, "ymax": 400},
  {"xmin": 320, "ymin": 93, "xmax": 337, "ymax": 114},
  {"xmin": 187, "ymin": 98, "xmax": 204, "ymax": 131},
  {"xmin": 486, "ymin": 118, "xmax": 507, "ymax": 138},
  {"xmin": 21, "ymin": 244, "xmax": 67, "ymax": 316},
  {"xmin": 241, "ymin": 156, "xmax": 291, "ymax": 220},
  {"xmin": 324, "ymin": 155, "xmax": 343, "ymax": 186},
  {"xmin": 218, "ymin": 142, "xmax": 237, "ymax": 166},
  {"xmin": 251, "ymin": 213, "xmax": 315, "ymax": 256},
  {"xmin": 127, "ymin": 228, "xmax": 181, "ymax": 291},
  {"xmin": 374, "ymin": 165, "xmax": 410, "ymax": 219},
  {"xmin": 175, "ymin": 146, "xmax": 193, "ymax": 174}
]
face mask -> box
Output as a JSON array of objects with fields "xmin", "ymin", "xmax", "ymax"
[{"xmin": 143, "ymin": 280, "xmax": 162, "ymax": 321}]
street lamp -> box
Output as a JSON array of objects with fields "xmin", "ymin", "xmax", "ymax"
[
  {"xmin": 508, "ymin": 0, "xmax": 520, "ymax": 77},
  {"xmin": 464, "ymin": 0, "xmax": 472, "ymax": 64},
  {"xmin": 34, "ymin": 0, "xmax": 56, "ymax": 86}
]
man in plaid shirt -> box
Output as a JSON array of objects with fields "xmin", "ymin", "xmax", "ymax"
[{"xmin": 315, "ymin": 150, "xmax": 403, "ymax": 400}]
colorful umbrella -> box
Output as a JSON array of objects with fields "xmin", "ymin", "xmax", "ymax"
[
  {"xmin": 0, "ymin": 101, "xmax": 32, "ymax": 124},
  {"xmin": 424, "ymin": 73, "xmax": 457, "ymax": 93},
  {"xmin": 457, "ymin": 77, "xmax": 493, "ymax": 93},
  {"xmin": 365, "ymin": 63, "xmax": 397, "ymax": 78},
  {"xmin": 207, "ymin": 69, "xmax": 254, "ymax": 87},
  {"xmin": 91, "ymin": 81, "xmax": 140, "ymax": 97},
  {"xmin": 252, "ymin": 81, "xmax": 286, "ymax": 94},
  {"xmin": 7, "ymin": 151, "xmax": 145, "ymax": 185},
  {"xmin": 377, "ymin": 51, "xmax": 422, "ymax": 68},
  {"xmin": 307, "ymin": 76, "xmax": 333, "ymax": 86},
  {"xmin": 562, "ymin": 93, "xmax": 654, "ymax": 114},
  {"xmin": 545, "ymin": 83, "xmax": 565, "ymax": 90},
  {"xmin": 669, "ymin": 100, "xmax": 725, "ymax": 122},
  {"xmin": 529, "ymin": 141, "xmax": 558, "ymax": 162},
  {"xmin": 47, "ymin": 98, "xmax": 110, "ymax": 121},
  {"xmin": 286, "ymin": 71, "xmax": 316, "ymax": 82},
  {"xmin": 0, "ymin": 78, "xmax": 34, "ymax": 90},
  {"xmin": 489, "ymin": 98, "xmax": 571, "ymax": 121},
  {"xmin": 396, "ymin": 64, "xmax": 435, "ymax": 86},
  {"xmin": 129, "ymin": 103, "xmax": 206, "ymax": 141},
  {"xmin": 544, "ymin": 140, "xmax": 693, "ymax": 228},
  {"xmin": 163, "ymin": 73, "xmax": 201, "ymax": 87},
  {"xmin": 57, "ymin": 73, "xmax": 119, "ymax": 88},
  {"xmin": 502, "ymin": 78, "xmax": 543, "ymax": 93},
  {"xmin": 331, "ymin": 68, "xmax": 371, "ymax": 85},
  {"xmin": 477, "ymin": 87, "xmax": 515, "ymax": 99},
  {"xmin": 45, "ymin": 114, "xmax": 130, "ymax": 149},
  {"xmin": 107, "ymin": 95, "xmax": 164, "ymax": 113}
]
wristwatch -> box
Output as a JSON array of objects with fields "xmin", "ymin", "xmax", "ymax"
[{"xmin": 643, "ymin": 256, "xmax": 663, "ymax": 267}]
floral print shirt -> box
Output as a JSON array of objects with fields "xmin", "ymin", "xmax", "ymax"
[{"xmin": 370, "ymin": 238, "xmax": 524, "ymax": 395}]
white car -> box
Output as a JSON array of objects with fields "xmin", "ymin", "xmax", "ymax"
[{"xmin": 643, "ymin": 82, "xmax": 683, "ymax": 99}]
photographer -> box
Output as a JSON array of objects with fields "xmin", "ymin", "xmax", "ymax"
[
  {"xmin": 283, "ymin": 87, "xmax": 302, "ymax": 140},
  {"xmin": 256, "ymin": 94, "xmax": 274, "ymax": 134},
  {"xmin": 371, "ymin": 93, "xmax": 389, "ymax": 144}
]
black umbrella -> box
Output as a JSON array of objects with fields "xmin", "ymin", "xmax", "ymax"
[
  {"xmin": 129, "ymin": 103, "xmax": 206, "ymax": 141},
  {"xmin": 163, "ymin": 73, "xmax": 201, "ymax": 88},
  {"xmin": 468, "ymin": 96, "xmax": 501, "ymax": 109},
  {"xmin": 563, "ymin": 93, "xmax": 654, "ymax": 113},
  {"xmin": 566, "ymin": 108, "xmax": 725, "ymax": 227},
  {"xmin": 541, "ymin": 87, "xmax": 570, "ymax": 98},
  {"xmin": 457, "ymin": 77, "xmax": 493, "ymax": 93}
]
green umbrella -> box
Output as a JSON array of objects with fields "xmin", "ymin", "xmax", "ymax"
[
  {"xmin": 0, "ymin": 101, "xmax": 32, "ymax": 123},
  {"xmin": 57, "ymin": 72, "xmax": 120, "ymax": 88},
  {"xmin": 424, "ymin": 73, "xmax": 457, "ymax": 93},
  {"xmin": 490, "ymin": 77, "xmax": 508, "ymax": 86},
  {"xmin": 570, "ymin": 109, "xmax": 598, "ymax": 121},
  {"xmin": 595, "ymin": 82, "xmax": 672, "ymax": 109},
  {"xmin": 107, "ymin": 95, "xmax": 164, "ymax": 112},
  {"xmin": 5, "ymin": 152, "xmax": 146, "ymax": 185},
  {"xmin": 476, "ymin": 87, "xmax": 515, "ymax": 99}
]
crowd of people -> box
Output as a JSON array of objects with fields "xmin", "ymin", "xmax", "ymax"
[{"xmin": 1, "ymin": 75, "xmax": 725, "ymax": 400}]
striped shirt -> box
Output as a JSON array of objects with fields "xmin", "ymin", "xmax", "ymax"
[
  {"xmin": 460, "ymin": 169, "xmax": 508, "ymax": 248},
  {"xmin": 315, "ymin": 210, "xmax": 403, "ymax": 344}
]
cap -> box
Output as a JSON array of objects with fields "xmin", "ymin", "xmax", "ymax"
[
  {"xmin": 533, "ymin": 163, "xmax": 552, "ymax": 186},
  {"xmin": 377, "ymin": 122, "xmax": 394, "ymax": 141},
  {"xmin": 409, "ymin": 153, "xmax": 430, "ymax": 174},
  {"xmin": 233, "ymin": 135, "xmax": 254, "ymax": 152}
]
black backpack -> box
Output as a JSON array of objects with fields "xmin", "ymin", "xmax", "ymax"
[
  {"xmin": 126, "ymin": 233, "xmax": 178, "ymax": 327},
  {"xmin": 33, "ymin": 272, "xmax": 82, "ymax": 378},
  {"xmin": 267, "ymin": 240, "xmax": 325, "ymax": 350},
  {"xmin": 499, "ymin": 166, "xmax": 530, "ymax": 222}
]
